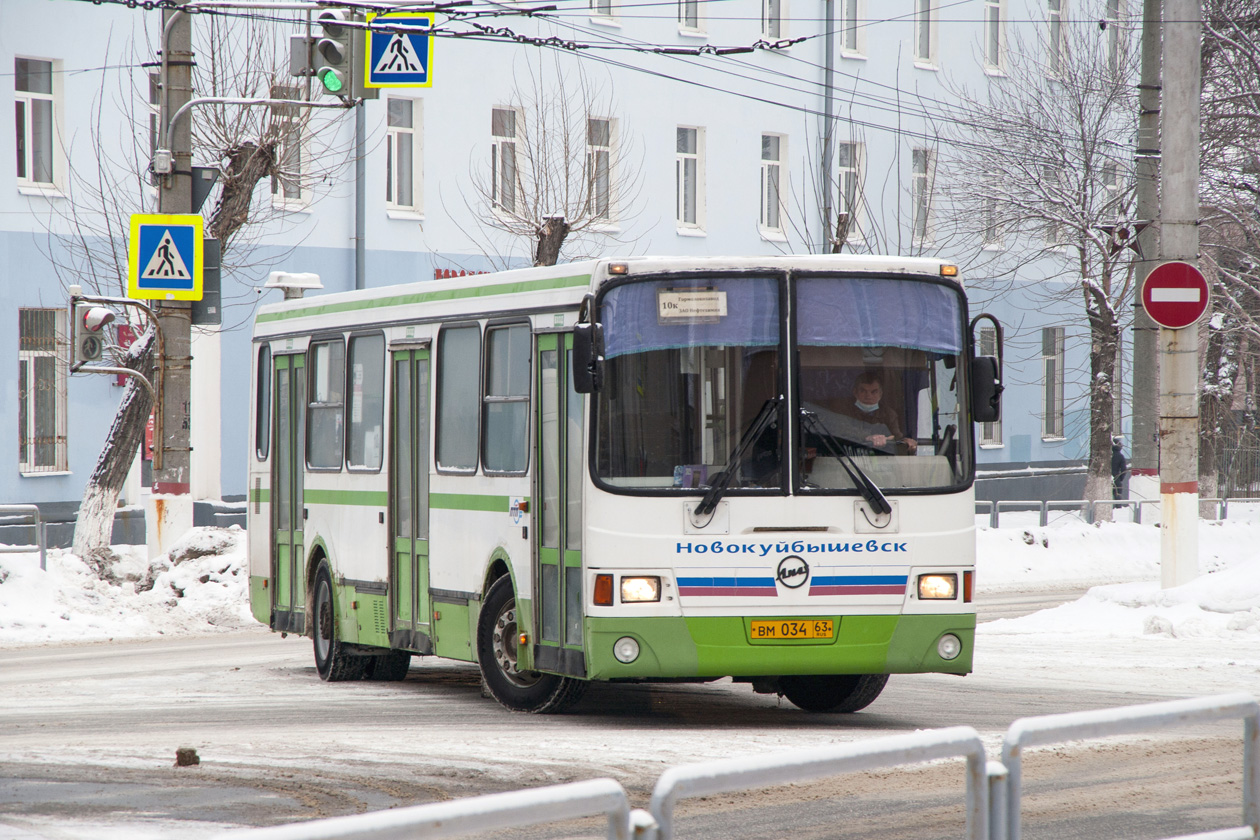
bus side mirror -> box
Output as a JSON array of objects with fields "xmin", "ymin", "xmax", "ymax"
[
  {"xmin": 573, "ymin": 322, "xmax": 604, "ymax": 393},
  {"xmin": 970, "ymin": 356, "xmax": 1002, "ymax": 423}
]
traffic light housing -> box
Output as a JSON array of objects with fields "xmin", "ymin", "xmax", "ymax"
[
  {"xmin": 73, "ymin": 303, "xmax": 115, "ymax": 364},
  {"xmin": 310, "ymin": 10, "xmax": 377, "ymax": 100}
]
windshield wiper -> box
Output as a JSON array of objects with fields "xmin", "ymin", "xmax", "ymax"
[
  {"xmin": 800, "ymin": 408, "xmax": 892, "ymax": 516},
  {"xmin": 694, "ymin": 398, "xmax": 780, "ymax": 516}
]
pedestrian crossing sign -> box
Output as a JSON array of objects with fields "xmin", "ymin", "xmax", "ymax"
[
  {"xmin": 365, "ymin": 12, "xmax": 434, "ymax": 88},
  {"xmin": 128, "ymin": 214, "xmax": 203, "ymax": 301}
]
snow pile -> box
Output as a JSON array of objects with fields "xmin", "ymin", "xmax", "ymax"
[
  {"xmin": 978, "ymin": 518, "xmax": 1260, "ymax": 641},
  {"xmin": 0, "ymin": 527, "xmax": 253, "ymax": 647},
  {"xmin": 0, "ymin": 518, "xmax": 1257, "ymax": 649}
]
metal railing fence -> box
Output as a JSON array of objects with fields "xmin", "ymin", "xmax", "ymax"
[
  {"xmin": 975, "ymin": 497, "xmax": 1260, "ymax": 527},
  {"xmin": 0, "ymin": 504, "xmax": 47, "ymax": 571}
]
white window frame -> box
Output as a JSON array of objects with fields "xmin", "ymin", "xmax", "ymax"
[
  {"xmin": 914, "ymin": 0, "xmax": 937, "ymax": 67},
  {"xmin": 590, "ymin": 0, "xmax": 616, "ymax": 22},
  {"xmin": 18, "ymin": 308, "xmax": 68, "ymax": 475},
  {"xmin": 980, "ymin": 326, "xmax": 1003, "ymax": 446},
  {"xmin": 982, "ymin": 178, "xmax": 1004, "ymax": 250},
  {"xmin": 586, "ymin": 116, "xmax": 615, "ymax": 223},
  {"xmin": 491, "ymin": 106, "xmax": 521, "ymax": 216},
  {"xmin": 911, "ymin": 147, "xmax": 934, "ymax": 246},
  {"xmin": 385, "ymin": 97, "xmax": 423, "ymax": 217},
  {"xmin": 270, "ymin": 86, "xmax": 308, "ymax": 210},
  {"xmin": 1047, "ymin": 0, "xmax": 1065, "ymax": 76},
  {"xmin": 675, "ymin": 126, "xmax": 705, "ymax": 232},
  {"xmin": 984, "ymin": 0, "xmax": 1004, "ymax": 71},
  {"xmin": 678, "ymin": 0, "xmax": 703, "ymax": 34},
  {"xmin": 1043, "ymin": 164, "xmax": 1063, "ymax": 246},
  {"xmin": 841, "ymin": 0, "xmax": 864, "ymax": 56},
  {"xmin": 15, "ymin": 56, "xmax": 64, "ymax": 194},
  {"xmin": 759, "ymin": 133, "xmax": 786, "ymax": 236},
  {"xmin": 836, "ymin": 140, "xmax": 865, "ymax": 243},
  {"xmin": 1106, "ymin": 0, "xmax": 1123, "ymax": 72},
  {"xmin": 762, "ymin": 0, "xmax": 785, "ymax": 39},
  {"xmin": 1041, "ymin": 326, "xmax": 1065, "ymax": 440}
]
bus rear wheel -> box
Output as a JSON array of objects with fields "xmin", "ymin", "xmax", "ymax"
[
  {"xmin": 313, "ymin": 563, "xmax": 367, "ymax": 682},
  {"xmin": 476, "ymin": 576, "xmax": 586, "ymax": 714},
  {"xmin": 779, "ymin": 674, "xmax": 889, "ymax": 713}
]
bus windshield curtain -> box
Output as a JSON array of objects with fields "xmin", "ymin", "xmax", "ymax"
[{"xmin": 796, "ymin": 277, "xmax": 961, "ymax": 354}]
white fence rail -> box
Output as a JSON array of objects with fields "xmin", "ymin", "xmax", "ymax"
[
  {"xmin": 976, "ymin": 498, "xmax": 1260, "ymax": 527},
  {"xmin": 213, "ymin": 694, "xmax": 1259, "ymax": 840}
]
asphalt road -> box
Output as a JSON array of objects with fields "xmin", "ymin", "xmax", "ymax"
[{"xmin": 0, "ymin": 588, "xmax": 1249, "ymax": 839}]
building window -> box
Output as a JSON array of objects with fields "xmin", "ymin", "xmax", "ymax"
[
  {"xmin": 911, "ymin": 148, "xmax": 933, "ymax": 245},
  {"xmin": 1047, "ymin": 0, "xmax": 1064, "ymax": 75},
  {"xmin": 982, "ymin": 179, "xmax": 1003, "ymax": 249},
  {"xmin": 1042, "ymin": 327, "xmax": 1065, "ymax": 439},
  {"xmin": 15, "ymin": 58, "xmax": 56, "ymax": 187},
  {"xmin": 1043, "ymin": 164, "xmax": 1062, "ymax": 245},
  {"xmin": 762, "ymin": 0, "xmax": 783, "ymax": 39},
  {"xmin": 482, "ymin": 324, "xmax": 530, "ymax": 474},
  {"xmin": 837, "ymin": 141, "xmax": 863, "ymax": 242},
  {"xmin": 841, "ymin": 0, "xmax": 862, "ymax": 54},
  {"xmin": 148, "ymin": 72, "xmax": 160, "ymax": 160},
  {"xmin": 306, "ymin": 339, "xmax": 345, "ymax": 470},
  {"xmin": 491, "ymin": 107, "xmax": 519, "ymax": 215},
  {"xmin": 270, "ymin": 85, "xmax": 305, "ymax": 207},
  {"xmin": 18, "ymin": 309, "xmax": 67, "ymax": 474},
  {"xmin": 676, "ymin": 126, "xmax": 704, "ymax": 229},
  {"xmin": 386, "ymin": 98, "xmax": 420, "ymax": 212},
  {"xmin": 760, "ymin": 134, "xmax": 784, "ymax": 233},
  {"xmin": 1106, "ymin": 0, "xmax": 1123, "ymax": 72},
  {"xmin": 985, "ymin": 0, "xmax": 1003, "ymax": 69},
  {"xmin": 436, "ymin": 324, "xmax": 481, "ymax": 473},
  {"xmin": 915, "ymin": 0, "xmax": 935, "ymax": 65},
  {"xmin": 346, "ymin": 334, "xmax": 385, "ymax": 471},
  {"xmin": 980, "ymin": 327, "xmax": 1002, "ymax": 446},
  {"xmin": 678, "ymin": 0, "xmax": 701, "ymax": 32},
  {"xmin": 587, "ymin": 117, "xmax": 612, "ymax": 221},
  {"xmin": 591, "ymin": 0, "xmax": 613, "ymax": 17}
]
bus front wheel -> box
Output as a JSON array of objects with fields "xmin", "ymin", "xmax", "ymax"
[
  {"xmin": 313, "ymin": 563, "xmax": 367, "ymax": 682},
  {"xmin": 476, "ymin": 576, "xmax": 586, "ymax": 714},
  {"xmin": 779, "ymin": 674, "xmax": 889, "ymax": 713}
]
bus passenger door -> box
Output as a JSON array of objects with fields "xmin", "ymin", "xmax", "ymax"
[
  {"xmin": 535, "ymin": 333, "xmax": 585, "ymax": 676},
  {"xmin": 272, "ymin": 353, "xmax": 305, "ymax": 633},
  {"xmin": 390, "ymin": 348, "xmax": 431, "ymax": 650}
]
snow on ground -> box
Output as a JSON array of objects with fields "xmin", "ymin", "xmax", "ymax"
[{"xmin": 0, "ymin": 515, "xmax": 1257, "ymax": 652}]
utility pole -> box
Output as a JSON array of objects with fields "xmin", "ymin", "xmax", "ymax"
[
  {"xmin": 1130, "ymin": 0, "xmax": 1161, "ymax": 503},
  {"xmin": 150, "ymin": 1, "xmax": 195, "ymax": 552},
  {"xmin": 1157, "ymin": 0, "xmax": 1201, "ymax": 587}
]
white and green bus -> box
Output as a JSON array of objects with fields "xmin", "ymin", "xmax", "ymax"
[{"xmin": 247, "ymin": 255, "xmax": 1002, "ymax": 714}]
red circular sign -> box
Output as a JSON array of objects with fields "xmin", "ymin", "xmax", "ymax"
[{"xmin": 1141, "ymin": 261, "xmax": 1209, "ymax": 329}]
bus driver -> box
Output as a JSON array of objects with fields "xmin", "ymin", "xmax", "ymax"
[{"xmin": 834, "ymin": 370, "xmax": 918, "ymax": 454}]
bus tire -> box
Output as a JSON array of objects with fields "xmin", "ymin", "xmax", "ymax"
[
  {"xmin": 365, "ymin": 650, "xmax": 411, "ymax": 681},
  {"xmin": 312, "ymin": 563, "xmax": 367, "ymax": 682},
  {"xmin": 476, "ymin": 576, "xmax": 587, "ymax": 714},
  {"xmin": 779, "ymin": 673, "xmax": 889, "ymax": 713}
]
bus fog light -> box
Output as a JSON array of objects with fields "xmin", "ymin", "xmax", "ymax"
[
  {"xmin": 613, "ymin": 636, "xmax": 640, "ymax": 664},
  {"xmin": 620, "ymin": 576, "xmax": 661, "ymax": 603},
  {"xmin": 937, "ymin": 634, "xmax": 962, "ymax": 660},
  {"xmin": 918, "ymin": 573, "xmax": 958, "ymax": 600}
]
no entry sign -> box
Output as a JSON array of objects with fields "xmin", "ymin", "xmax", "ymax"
[{"xmin": 1141, "ymin": 261, "xmax": 1209, "ymax": 329}]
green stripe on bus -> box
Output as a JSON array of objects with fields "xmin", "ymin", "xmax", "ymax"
[
  {"xmin": 304, "ymin": 489, "xmax": 389, "ymax": 506},
  {"xmin": 431, "ymin": 493, "xmax": 511, "ymax": 513},
  {"xmin": 257, "ymin": 275, "xmax": 592, "ymax": 324},
  {"xmin": 249, "ymin": 488, "xmax": 271, "ymax": 503}
]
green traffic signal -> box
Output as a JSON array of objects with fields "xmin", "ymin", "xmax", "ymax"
[{"xmin": 317, "ymin": 67, "xmax": 346, "ymax": 94}]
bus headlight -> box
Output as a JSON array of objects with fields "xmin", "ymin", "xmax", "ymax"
[
  {"xmin": 614, "ymin": 636, "xmax": 640, "ymax": 663},
  {"xmin": 937, "ymin": 633, "xmax": 962, "ymax": 660},
  {"xmin": 620, "ymin": 576, "xmax": 661, "ymax": 603},
  {"xmin": 917, "ymin": 573, "xmax": 958, "ymax": 600}
]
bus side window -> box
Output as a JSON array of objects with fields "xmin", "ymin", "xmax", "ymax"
[
  {"xmin": 256, "ymin": 344, "xmax": 271, "ymax": 460},
  {"xmin": 308, "ymin": 339, "xmax": 345, "ymax": 470},
  {"xmin": 346, "ymin": 334, "xmax": 385, "ymax": 471}
]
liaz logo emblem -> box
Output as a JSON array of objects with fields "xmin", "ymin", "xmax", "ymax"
[{"xmin": 776, "ymin": 555, "xmax": 809, "ymax": 589}]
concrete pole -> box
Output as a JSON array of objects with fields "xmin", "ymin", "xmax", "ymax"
[
  {"xmin": 149, "ymin": 2, "xmax": 196, "ymax": 554},
  {"xmin": 1157, "ymin": 0, "xmax": 1200, "ymax": 588},
  {"xmin": 1129, "ymin": 0, "xmax": 1161, "ymax": 503},
  {"xmin": 820, "ymin": 0, "xmax": 835, "ymax": 253}
]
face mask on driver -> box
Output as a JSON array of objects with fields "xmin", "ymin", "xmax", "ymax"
[{"xmin": 855, "ymin": 399, "xmax": 880, "ymax": 413}]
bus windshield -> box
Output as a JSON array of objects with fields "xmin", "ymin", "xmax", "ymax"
[{"xmin": 593, "ymin": 272, "xmax": 969, "ymax": 494}]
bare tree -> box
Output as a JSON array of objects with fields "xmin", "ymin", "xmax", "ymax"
[
  {"xmin": 1198, "ymin": 0, "xmax": 1260, "ymax": 499},
  {"xmin": 463, "ymin": 55, "xmax": 643, "ymax": 267},
  {"xmin": 940, "ymin": 9, "xmax": 1140, "ymax": 508},
  {"xmin": 48, "ymin": 16, "xmax": 353, "ymax": 567}
]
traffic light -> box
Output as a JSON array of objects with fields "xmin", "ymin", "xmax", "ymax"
[
  {"xmin": 315, "ymin": 10, "xmax": 352, "ymax": 96},
  {"xmin": 73, "ymin": 303, "xmax": 115, "ymax": 365}
]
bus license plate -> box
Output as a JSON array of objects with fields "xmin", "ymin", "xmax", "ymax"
[{"xmin": 750, "ymin": 619, "xmax": 834, "ymax": 640}]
